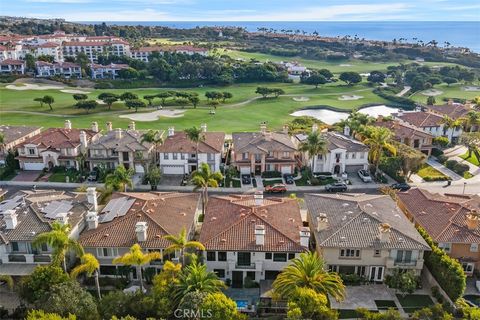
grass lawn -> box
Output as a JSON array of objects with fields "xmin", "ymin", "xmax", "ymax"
[
  {"xmin": 417, "ymin": 164, "xmax": 449, "ymax": 181},
  {"xmin": 410, "ymin": 82, "xmax": 480, "ymax": 105},
  {"xmin": 460, "ymin": 152, "xmax": 480, "ymax": 166},
  {"xmin": 48, "ymin": 172, "xmax": 68, "ymax": 182},
  {"xmin": 396, "ymin": 294, "xmax": 434, "ymax": 313},
  {"xmin": 375, "ymin": 300, "xmax": 398, "ymax": 310},
  {"xmin": 223, "ymin": 176, "xmax": 241, "ymax": 188},
  {"xmin": 262, "ymin": 179, "xmax": 284, "ymax": 187}
]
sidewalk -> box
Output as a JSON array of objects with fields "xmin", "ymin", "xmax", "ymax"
[{"xmin": 426, "ymin": 158, "xmax": 463, "ymax": 181}]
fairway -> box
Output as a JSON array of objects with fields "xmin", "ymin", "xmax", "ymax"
[{"xmin": 410, "ymin": 83, "xmax": 480, "ymax": 104}]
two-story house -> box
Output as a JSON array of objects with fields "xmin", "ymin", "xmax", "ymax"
[
  {"xmin": 157, "ymin": 125, "xmax": 225, "ymax": 175},
  {"xmin": 88, "ymin": 121, "xmax": 157, "ymax": 173},
  {"xmin": 35, "ymin": 61, "xmax": 82, "ymax": 78},
  {"xmin": 232, "ymin": 123, "xmax": 298, "ymax": 175},
  {"xmin": 16, "ymin": 120, "xmax": 100, "ymax": 171},
  {"xmin": 0, "ymin": 125, "xmax": 42, "ymax": 164},
  {"xmin": 89, "ymin": 63, "xmax": 130, "ymax": 79},
  {"xmin": 397, "ymin": 188, "xmax": 480, "ymax": 276},
  {"xmin": 295, "ymin": 126, "xmax": 369, "ymax": 175},
  {"xmin": 0, "ymin": 59, "xmax": 25, "ymax": 74},
  {"xmin": 199, "ymin": 192, "xmax": 308, "ymax": 288},
  {"xmin": 375, "ymin": 117, "xmax": 434, "ymax": 156},
  {"xmin": 79, "ymin": 192, "xmax": 201, "ymax": 278},
  {"xmin": 0, "ymin": 188, "xmax": 96, "ymax": 275},
  {"xmin": 306, "ymin": 193, "xmax": 430, "ymax": 282}
]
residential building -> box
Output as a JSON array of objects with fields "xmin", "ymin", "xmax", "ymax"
[
  {"xmin": 89, "ymin": 63, "xmax": 129, "ymax": 79},
  {"xmin": 306, "ymin": 193, "xmax": 430, "ymax": 282},
  {"xmin": 295, "ymin": 126, "xmax": 369, "ymax": 174},
  {"xmin": 232, "ymin": 123, "xmax": 298, "ymax": 175},
  {"xmin": 0, "ymin": 189, "xmax": 96, "ymax": 275},
  {"xmin": 0, "ymin": 125, "xmax": 42, "ymax": 164},
  {"xmin": 16, "ymin": 120, "xmax": 100, "ymax": 171},
  {"xmin": 35, "ymin": 61, "xmax": 82, "ymax": 78},
  {"xmin": 157, "ymin": 125, "xmax": 225, "ymax": 175},
  {"xmin": 0, "ymin": 44, "xmax": 23, "ymax": 61},
  {"xmin": 375, "ymin": 118, "xmax": 434, "ymax": 156},
  {"xmin": 397, "ymin": 188, "xmax": 480, "ymax": 275},
  {"xmin": 199, "ymin": 192, "xmax": 308, "ymax": 287},
  {"xmin": 0, "ymin": 59, "xmax": 25, "ymax": 74},
  {"xmin": 130, "ymin": 45, "xmax": 208, "ymax": 62},
  {"xmin": 62, "ymin": 40, "xmax": 130, "ymax": 62},
  {"xmin": 425, "ymin": 100, "xmax": 472, "ymax": 121},
  {"xmin": 88, "ymin": 121, "xmax": 158, "ymax": 173},
  {"xmin": 79, "ymin": 192, "xmax": 201, "ymax": 277},
  {"xmin": 23, "ymin": 42, "xmax": 63, "ymax": 62}
]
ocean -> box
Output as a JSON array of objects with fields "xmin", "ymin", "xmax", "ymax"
[{"xmin": 82, "ymin": 21, "xmax": 480, "ymax": 52}]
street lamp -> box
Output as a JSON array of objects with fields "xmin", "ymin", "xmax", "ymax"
[{"xmin": 463, "ymin": 182, "xmax": 467, "ymax": 195}]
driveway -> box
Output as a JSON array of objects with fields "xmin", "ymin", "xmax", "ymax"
[
  {"xmin": 12, "ymin": 170, "xmax": 41, "ymax": 182},
  {"xmin": 159, "ymin": 175, "xmax": 184, "ymax": 186}
]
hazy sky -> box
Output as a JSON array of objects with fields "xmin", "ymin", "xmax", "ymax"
[{"xmin": 5, "ymin": 0, "xmax": 480, "ymax": 21}]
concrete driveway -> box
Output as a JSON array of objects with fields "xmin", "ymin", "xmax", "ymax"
[
  {"xmin": 159, "ymin": 174, "xmax": 184, "ymax": 186},
  {"xmin": 12, "ymin": 170, "xmax": 41, "ymax": 182}
]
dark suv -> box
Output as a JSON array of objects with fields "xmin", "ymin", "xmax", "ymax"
[
  {"xmin": 242, "ymin": 174, "xmax": 251, "ymax": 185},
  {"xmin": 325, "ymin": 182, "xmax": 348, "ymax": 192}
]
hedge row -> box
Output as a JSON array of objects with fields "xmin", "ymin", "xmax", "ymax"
[
  {"xmin": 373, "ymin": 88, "xmax": 417, "ymax": 110},
  {"xmin": 416, "ymin": 226, "xmax": 466, "ymax": 301}
]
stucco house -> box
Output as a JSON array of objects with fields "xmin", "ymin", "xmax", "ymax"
[
  {"xmin": 306, "ymin": 193, "xmax": 430, "ymax": 282},
  {"xmin": 0, "ymin": 125, "xmax": 42, "ymax": 164}
]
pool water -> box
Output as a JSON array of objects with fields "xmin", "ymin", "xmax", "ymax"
[{"xmin": 236, "ymin": 300, "xmax": 249, "ymax": 309}]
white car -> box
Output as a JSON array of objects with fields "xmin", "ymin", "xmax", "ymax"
[{"xmin": 357, "ymin": 169, "xmax": 373, "ymax": 182}]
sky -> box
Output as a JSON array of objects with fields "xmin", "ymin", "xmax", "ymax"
[{"xmin": 4, "ymin": 0, "xmax": 480, "ymax": 22}]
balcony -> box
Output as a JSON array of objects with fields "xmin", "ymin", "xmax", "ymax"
[
  {"xmin": 188, "ymin": 158, "xmax": 197, "ymax": 163},
  {"xmin": 394, "ymin": 260, "xmax": 418, "ymax": 267},
  {"xmin": 235, "ymin": 262, "xmax": 256, "ymax": 269},
  {"xmin": 34, "ymin": 254, "xmax": 52, "ymax": 263},
  {"xmin": 8, "ymin": 254, "xmax": 26, "ymax": 262}
]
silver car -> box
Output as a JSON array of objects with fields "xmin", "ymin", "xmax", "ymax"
[{"xmin": 357, "ymin": 169, "xmax": 373, "ymax": 182}]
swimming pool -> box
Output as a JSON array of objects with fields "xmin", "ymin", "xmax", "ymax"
[{"xmin": 236, "ymin": 300, "xmax": 249, "ymax": 309}]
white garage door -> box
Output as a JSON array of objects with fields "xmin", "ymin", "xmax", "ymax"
[
  {"xmin": 240, "ymin": 166, "xmax": 251, "ymax": 174},
  {"xmin": 134, "ymin": 165, "xmax": 144, "ymax": 173},
  {"xmin": 281, "ymin": 166, "xmax": 292, "ymax": 174},
  {"xmin": 24, "ymin": 162, "xmax": 45, "ymax": 170},
  {"xmin": 162, "ymin": 165, "xmax": 184, "ymax": 175}
]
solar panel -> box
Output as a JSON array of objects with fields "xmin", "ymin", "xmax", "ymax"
[
  {"xmin": 99, "ymin": 197, "xmax": 135, "ymax": 223},
  {"xmin": 42, "ymin": 200, "xmax": 73, "ymax": 219},
  {"xmin": 0, "ymin": 196, "xmax": 24, "ymax": 213}
]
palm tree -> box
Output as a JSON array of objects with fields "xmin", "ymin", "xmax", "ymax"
[
  {"xmin": 463, "ymin": 111, "xmax": 480, "ymax": 132},
  {"xmin": 172, "ymin": 255, "xmax": 226, "ymax": 305},
  {"xmin": 190, "ymin": 163, "xmax": 223, "ymax": 215},
  {"xmin": 32, "ymin": 221, "xmax": 84, "ymax": 272},
  {"xmin": 105, "ymin": 164, "xmax": 134, "ymax": 192},
  {"xmin": 112, "ymin": 244, "xmax": 161, "ymax": 290},
  {"xmin": 441, "ymin": 116, "xmax": 463, "ymax": 141},
  {"xmin": 71, "ymin": 253, "xmax": 101, "ymax": 299},
  {"xmin": 0, "ymin": 274, "xmax": 14, "ymax": 290},
  {"xmin": 272, "ymin": 251, "xmax": 345, "ymax": 301},
  {"xmin": 163, "ymin": 227, "xmax": 205, "ymax": 265},
  {"xmin": 298, "ymin": 131, "xmax": 328, "ymax": 174},
  {"xmin": 363, "ymin": 126, "xmax": 397, "ymax": 172},
  {"xmin": 185, "ymin": 126, "xmax": 205, "ymax": 168},
  {"xmin": 141, "ymin": 130, "xmax": 164, "ymax": 163}
]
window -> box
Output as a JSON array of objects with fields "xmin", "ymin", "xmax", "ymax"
[
  {"xmin": 255, "ymin": 154, "xmax": 262, "ymax": 161},
  {"xmin": 470, "ymin": 243, "xmax": 479, "ymax": 252},
  {"xmin": 181, "ymin": 153, "xmax": 185, "ymax": 160},
  {"xmin": 206, "ymin": 251, "xmax": 216, "ymax": 261},
  {"xmin": 242, "ymin": 152, "xmax": 249, "ymax": 160},
  {"xmin": 218, "ymin": 251, "xmax": 227, "ymax": 261},
  {"xmin": 11, "ymin": 242, "xmax": 19, "ymax": 252},
  {"xmin": 28, "ymin": 148, "xmax": 35, "ymax": 155},
  {"xmin": 268, "ymin": 151, "xmax": 274, "ymax": 157},
  {"xmin": 438, "ymin": 243, "xmax": 451, "ymax": 252},
  {"xmin": 374, "ymin": 249, "xmax": 381, "ymax": 257},
  {"xmin": 273, "ymin": 253, "xmax": 287, "ymax": 262},
  {"xmin": 317, "ymin": 154, "xmax": 323, "ymax": 160},
  {"xmin": 283, "ymin": 152, "xmax": 290, "ymax": 158},
  {"xmin": 340, "ymin": 249, "xmax": 360, "ymax": 258},
  {"xmin": 191, "ymin": 154, "xmax": 196, "ymax": 158},
  {"xmin": 103, "ymin": 248, "xmax": 109, "ymax": 257},
  {"xmin": 345, "ymin": 153, "xmax": 349, "ymax": 159},
  {"xmin": 163, "ymin": 153, "xmax": 169, "ymax": 160},
  {"xmin": 360, "ymin": 152, "xmax": 365, "ymax": 159},
  {"xmin": 173, "ymin": 153, "xmax": 178, "ymax": 160},
  {"xmin": 214, "ymin": 269, "xmax": 225, "ymax": 278},
  {"xmin": 288, "ymin": 253, "xmax": 295, "ymax": 260},
  {"xmin": 351, "ymin": 152, "xmax": 356, "ymax": 159},
  {"xmin": 208, "ymin": 153, "xmax": 215, "ymax": 161},
  {"xmin": 328, "ymin": 265, "xmax": 339, "ymax": 273},
  {"xmin": 41, "ymin": 243, "xmax": 48, "ymax": 252},
  {"xmin": 265, "ymin": 252, "xmax": 272, "ymax": 259},
  {"xmin": 98, "ymin": 248, "xmax": 118, "ymax": 257},
  {"xmin": 396, "ymin": 250, "xmax": 413, "ymax": 263},
  {"xmin": 246, "ymin": 271, "xmax": 256, "ymax": 280},
  {"xmin": 356, "ymin": 266, "xmax": 366, "ymax": 276},
  {"xmin": 462, "ymin": 262, "xmax": 474, "ymax": 273}
]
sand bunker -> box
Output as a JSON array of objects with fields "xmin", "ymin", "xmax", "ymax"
[
  {"xmin": 6, "ymin": 83, "xmax": 64, "ymax": 91},
  {"xmin": 61, "ymin": 89, "xmax": 91, "ymax": 94},
  {"xmin": 463, "ymin": 86, "xmax": 480, "ymax": 92},
  {"xmin": 339, "ymin": 64, "xmax": 352, "ymax": 67},
  {"xmin": 119, "ymin": 109, "xmax": 185, "ymax": 121},
  {"xmin": 421, "ymin": 89, "xmax": 443, "ymax": 96},
  {"xmin": 95, "ymin": 100, "xmax": 106, "ymax": 105},
  {"xmin": 338, "ymin": 95, "xmax": 363, "ymax": 101},
  {"xmin": 292, "ymin": 96, "xmax": 310, "ymax": 102}
]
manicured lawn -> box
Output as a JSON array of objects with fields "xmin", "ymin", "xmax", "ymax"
[
  {"xmin": 464, "ymin": 172, "xmax": 474, "ymax": 179},
  {"xmin": 460, "ymin": 152, "xmax": 480, "ymax": 166},
  {"xmin": 396, "ymin": 294, "xmax": 434, "ymax": 313},
  {"xmin": 48, "ymin": 172, "xmax": 68, "ymax": 182},
  {"xmin": 262, "ymin": 179, "xmax": 284, "ymax": 187},
  {"xmin": 417, "ymin": 164, "xmax": 449, "ymax": 181},
  {"xmin": 375, "ymin": 300, "xmax": 398, "ymax": 310},
  {"xmin": 410, "ymin": 82, "xmax": 480, "ymax": 105}
]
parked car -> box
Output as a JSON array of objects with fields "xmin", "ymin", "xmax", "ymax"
[
  {"xmin": 357, "ymin": 169, "xmax": 373, "ymax": 183},
  {"xmin": 391, "ymin": 183, "xmax": 411, "ymax": 191},
  {"xmin": 283, "ymin": 173, "xmax": 294, "ymax": 184},
  {"xmin": 265, "ymin": 184, "xmax": 287, "ymax": 193},
  {"xmin": 325, "ymin": 182, "xmax": 348, "ymax": 192},
  {"xmin": 87, "ymin": 170, "xmax": 98, "ymax": 182},
  {"xmin": 242, "ymin": 174, "xmax": 251, "ymax": 185}
]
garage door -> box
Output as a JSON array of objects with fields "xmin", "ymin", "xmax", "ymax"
[
  {"xmin": 240, "ymin": 166, "xmax": 251, "ymax": 174},
  {"xmin": 345, "ymin": 165, "xmax": 364, "ymax": 173},
  {"xmin": 162, "ymin": 165, "xmax": 184, "ymax": 175},
  {"xmin": 24, "ymin": 162, "xmax": 45, "ymax": 170},
  {"xmin": 280, "ymin": 166, "xmax": 292, "ymax": 174}
]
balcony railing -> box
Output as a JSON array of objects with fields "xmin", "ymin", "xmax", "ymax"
[
  {"xmin": 235, "ymin": 262, "xmax": 256, "ymax": 269},
  {"xmin": 34, "ymin": 255, "xmax": 52, "ymax": 263},
  {"xmin": 8, "ymin": 254, "xmax": 26, "ymax": 262},
  {"xmin": 394, "ymin": 260, "xmax": 417, "ymax": 266}
]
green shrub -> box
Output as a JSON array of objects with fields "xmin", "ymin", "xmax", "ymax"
[
  {"xmin": 373, "ymin": 88, "xmax": 417, "ymax": 109},
  {"xmin": 340, "ymin": 274, "xmax": 366, "ymax": 286},
  {"xmin": 433, "ymin": 137, "xmax": 450, "ymax": 147},
  {"xmin": 261, "ymin": 171, "xmax": 282, "ymax": 178},
  {"xmin": 431, "ymin": 148, "xmax": 444, "ymax": 157},
  {"xmin": 453, "ymin": 163, "xmax": 469, "ymax": 175},
  {"xmin": 445, "ymin": 160, "xmax": 457, "ymax": 170},
  {"xmin": 422, "ymin": 175, "xmax": 450, "ymax": 181},
  {"xmin": 436, "ymin": 155, "xmax": 448, "ymax": 164}
]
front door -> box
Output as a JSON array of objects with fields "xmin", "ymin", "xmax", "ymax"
[
  {"xmin": 369, "ymin": 266, "xmax": 384, "ymax": 282},
  {"xmin": 334, "ymin": 164, "xmax": 341, "ymax": 174},
  {"xmin": 255, "ymin": 165, "xmax": 261, "ymax": 175},
  {"xmin": 232, "ymin": 271, "xmax": 243, "ymax": 288}
]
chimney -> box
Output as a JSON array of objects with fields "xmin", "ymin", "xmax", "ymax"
[
  {"xmin": 299, "ymin": 227, "xmax": 310, "ymax": 247},
  {"xmin": 86, "ymin": 211, "xmax": 98, "ymax": 230},
  {"xmin": 397, "ymin": 110, "xmax": 404, "ymax": 117},
  {"xmin": 465, "ymin": 101, "xmax": 473, "ymax": 109},
  {"xmin": 201, "ymin": 123, "xmax": 207, "ymax": 132},
  {"xmin": 80, "ymin": 131, "xmax": 88, "ymax": 152},
  {"xmin": 114, "ymin": 128, "xmax": 122, "ymax": 139},
  {"xmin": 447, "ymin": 99, "xmax": 453, "ymax": 106},
  {"xmin": 64, "ymin": 120, "xmax": 72, "ymax": 130},
  {"xmin": 91, "ymin": 121, "xmax": 99, "ymax": 133},
  {"xmin": 87, "ymin": 187, "xmax": 98, "ymax": 212},
  {"xmin": 3, "ymin": 210, "xmax": 18, "ymax": 229},
  {"xmin": 255, "ymin": 225, "xmax": 265, "ymax": 246},
  {"xmin": 316, "ymin": 213, "xmax": 328, "ymax": 232},
  {"xmin": 106, "ymin": 122, "xmax": 113, "ymax": 131},
  {"xmin": 56, "ymin": 212, "xmax": 69, "ymax": 225},
  {"xmin": 135, "ymin": 222, "xmax": 148, "ymax": 242},
  {"xmin": 128, "ymin": 121, "xmax": 136, "ymax": 131},
  {"xmin": 312, "ymin": 123, "xmax": 318, "ymax": 133},
  {"xmin": 343, "ymin": 125, "xmax": 350, "ymax": 136},
  {"xmin": 282, "ymin": 124, "xmax": 289, "ymax": 134},
  {"xmin": 466, "ymin": 210, "xmax": 479, "ymax": 231},
  {"xmin": 168, "ymin": 127, "xmax": 175, "ymax": 137},
  {"xmin": 254, "ymin": 191, "xmax": 264, "ymax": 206},
  {"xmin": 378, "ymin": 223, "xmax": 391, "ymax": 243},
  {"xmin": 260, "ymin": 122, "xmax": 267, "ymax": 134}
]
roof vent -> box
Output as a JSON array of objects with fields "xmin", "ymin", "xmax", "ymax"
[
  {"xmin": 340, "ymin": 236, "xmax": 346, "ymax": 242},
  {"xmin": 211, "ymin": 217, "xmax": 217, "ymax": 221},
  {"xmin": 342, "ymin": 203, "xmax": 349, "ymax": 207},
  {"xmin": 221, "ymin": 238, "xmax": 226, "ymax": 242},
  {"xmin": 155, "ymin": 234, "xmax": 161, "ymax": 238}
]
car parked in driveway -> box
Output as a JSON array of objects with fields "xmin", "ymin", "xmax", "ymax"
[
  {"xmin": 325, "ymin": 182, "xmax": 348, "ymax": 192},
  {"xmin": 241, "ymin": 174, "xmax": 251, "ymax": 185},
  {"xmin": 283, "ymin": 173, "xmax": 294, "ymax": 184},
  {"xmin": 391, "ymin": 183, "xmax": 411, "ymax": 191},
  {"xmin": 87, "ymin": 170, "xmax": 98, "ymax": 182},
  {"xmin": 265, "ymin": 184, "xmax": 287, "ymax": 193},
  {"xmin": 357, "ymin": 169, "xmax": 373, "ymax": 182}
]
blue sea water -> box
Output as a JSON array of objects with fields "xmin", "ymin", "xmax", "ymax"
[{"xmin": 81, "ymin": 21, "xmax": 480, "ymax": 52}]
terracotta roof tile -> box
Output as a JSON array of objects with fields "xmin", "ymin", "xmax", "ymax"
[{"xmin": 158, "ymin": 131, "xmax": 225, "ymax": 153}]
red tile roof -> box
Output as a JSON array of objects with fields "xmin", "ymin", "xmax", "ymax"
[
  {"xmin": 158, "ymin": 131, "xmax": 225, "ymax": 153},
  {"xmin": 18, "ymin": 128, "xmax": 97, "ymax": 150},
  {"xmin": 426, "ymin": 103, "xmax": 471, "ymax": 119},
  {"xmin": 394, "ymin": 111, "xmax": 444, "ymax": 127},
  {"xmin": 375, "ymin": 120, "xmax": 434, "ymax": 140},
  {"xmin": 0, "ymin": 59, "xmax": 24, "ymax": 65}
]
